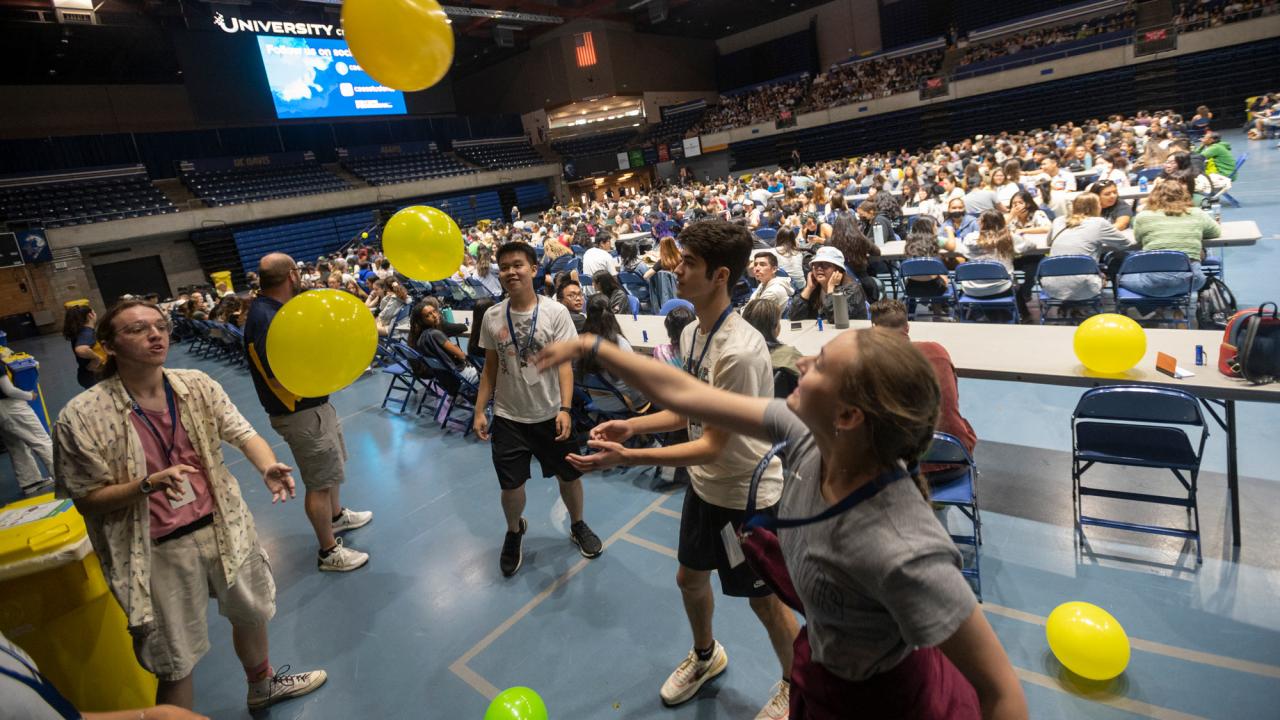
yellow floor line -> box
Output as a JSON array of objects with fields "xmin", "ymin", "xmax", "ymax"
[
  {"xmin": 1014, "ymin": 667, "xmax": 1207, "ymax": 720},
  {"xmin": 652, "ymin": 505, "xmax": 683, "ymax": 520}
]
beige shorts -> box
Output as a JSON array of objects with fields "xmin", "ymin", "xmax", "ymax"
[
  {"xmin": 132, "ymin": 525, "xmax": 277, "ymax": 681},
  {"xmin": 269, "ymin": 402, "xmax": 348, "ymax": 491}
]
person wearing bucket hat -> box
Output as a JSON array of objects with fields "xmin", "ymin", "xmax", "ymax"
[{"xmin": 787, "ymin": 246, "xmax": 867, "ymax": 323}]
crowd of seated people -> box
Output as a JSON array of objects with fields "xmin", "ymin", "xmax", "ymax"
[{"xmin": 686, "ymin": 2, "xmax": 1274, "ymax": 136}]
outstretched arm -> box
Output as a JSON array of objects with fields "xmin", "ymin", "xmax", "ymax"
[{"xmin": 536, "ymin": 335, "xmax": 772, "ymax": 443}]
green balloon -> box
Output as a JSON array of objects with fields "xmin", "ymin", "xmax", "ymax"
[{"xmin": 485, "ymin": 687, "xmax": 547, "ymax": 720}]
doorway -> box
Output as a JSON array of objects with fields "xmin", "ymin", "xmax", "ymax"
[{"xmin": 92, "ymin": 255, "xmax": 172, "ymax": 306}]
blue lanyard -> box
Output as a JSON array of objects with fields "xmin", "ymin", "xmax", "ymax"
[
  {"xmin": 743, "ymin": 441, "xmax": 907, "ymax": 532},
  {"xmin": 0, "ymin": 644, "xmax": 80, "ymax": 719},
  {"xmin": 126, "ymin": 377, "xmax": 178, "ymax": 464},
  {"xmin": 505, "ymin": 298, "xmax": 540, "ymax": 363},
  {"xmin": 684, "ymin": 306, "xmax": 733, "ymax": 378}
]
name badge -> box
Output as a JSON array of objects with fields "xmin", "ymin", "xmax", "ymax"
[
  {"xmin": 168, "ymin": 475, "xmax": 197, "ymax": 510},
  {"xmin": 521, "ymin": 363, "xmax": 542, "ymax": 386},
  {"xmin": 721, "ymin": 522, "xmax": 745, "ymax": 569}
]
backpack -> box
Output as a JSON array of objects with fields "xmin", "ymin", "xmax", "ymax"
[
  {"xmin": 1218, "ymin": 303, "xmax": 1280, "ymax": 384},
  {"xmin": 1195, "ymin": 276, "xmax": 1237, "ymax": 330}
]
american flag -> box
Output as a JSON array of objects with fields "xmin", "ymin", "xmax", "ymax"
[{"xmin": 574, "ymin": 32, "xmax": 597, "ymax": 68}]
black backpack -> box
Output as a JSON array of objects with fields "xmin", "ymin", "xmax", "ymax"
[{"xmin": 1196, "ymin": 275, "xmax": 1237, "ymax": 330}]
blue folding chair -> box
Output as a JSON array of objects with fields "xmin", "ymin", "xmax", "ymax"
[
  {"xmin": 754, "ymin": 227, "xmax": 778, "ymax": 245},
  {"xmin": 618, "ymin": 270, "xmax": 651, "ymax": 312},
  {"xmin": 1114, "ymin": 250, "xmax": 1194, "ymax": 328},
  {"xmin": 658, "ymin": 298, "xmax": 695, "ymax": 316},
  {"xmin": 899, "ymin": 258, "xmax": 955, "ymax": 319},
  {"xmin": 380, "ymin": 342, "xmax": 429, "ymax": 414},
  {"xmin": 1036, "ymin": 254, "xmax": 1103, "ymax": 324},
  {"xmin": 955, "ymin": 262, "xmax": 1020, "ymax": 324},
  {"xmin": 1072, "ymin": 386, "xmax": 1208, "ymax": 564},
  {"xmin": 922, "ymin": 432, "xmax": 982, "ymax": 601},
  {"xmin": 465, "ymin": 276, "xmax": 500, "ymax": 300},
  {"xmin": 1220, "ymin": 152, "xmax": 1245, "ymax": 208},
  {"xmin": 625, "ymin": 293, "xmax": 641, "ymax": 316}
]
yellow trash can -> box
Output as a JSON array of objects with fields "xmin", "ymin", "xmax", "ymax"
[
  {"xmin": 63, "ymin": 299, "xmax": 90, "ymax": 309},
  {"xmin": 210, "ymin": 271, "xmax": 234, "ymax": 294},
  {"xmin": 0, "ymin": 493, "xmax": 157, "ymax": 711}
]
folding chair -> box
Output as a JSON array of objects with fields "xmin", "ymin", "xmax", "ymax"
[
  {"xmin": 899, "ymin": 258, "xmax": 955, "ymax": 319},
  {"xmin": 1220, "ymin": 152, "xmax": 1245, "ymax": 208},
  {"xmin": 922, "ymin": 432, "xmax": 982, "ymax": 601},
  {"xmin": 658, "ymin": 298, "xmax": 694, "ymax": 316},
  {"xmin": 625, "ymin": 294, "xmax": 641, "ymax": 316},
  {"xmin": 1114, "ymin": 250, "xmax": 1194, "ymax": 328},
  {"xmin": 754, "ymin": 227, "xmax": 778, "ymax": 245},
  {"xmin": 465, "ymin": 276, "xmax": 500, "ymax": 300},
  {"xmin": 379, "ymin": 343, "xmax": 426, "ymax": 414},
  {"xmin": 955, "ymin": 262, "xmax": 1020, "ymax": 324},
  {"xmin": 1072, "ymin": 386, "xmax": 1208, "ymax": 564},
  {"xmin": 1036, "ymin": 255, "xmax": 1104, "ymax": 324},
  {"xmin": 618, "ymin": 271, "xmax": 651, "ymax": 312}
]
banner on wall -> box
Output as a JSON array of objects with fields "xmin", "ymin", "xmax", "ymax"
[
  {"xmin": 627, "ymin": 149, "xmax": 645, "ymax": 169},
  {"xmin": 16, "ymin": 229, "xmax": 51, "ymax": 265},
  {"xmin": 682, "ymin": 137, "xmax": 702, "ymax": 158},
  {"xmin": 617, "ymin": 152, "xmax": 630, "ymax": 170},
  {"xmin": 657, "ymin": 144, "xmax": 670, "ymax": 163}
]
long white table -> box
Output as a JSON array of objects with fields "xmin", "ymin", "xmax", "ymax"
[
  {"xmin": 605, "ymin": 315, "xmax": 1277, "ymax": 548},
  {"xmin": 876, "ymin": 219, "xmax": 1261, "ymax": 261}
]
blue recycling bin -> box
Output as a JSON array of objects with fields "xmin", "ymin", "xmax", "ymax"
[{"xmin": 2, "ymin": 355, "xmax": 49, "ymax": 432}]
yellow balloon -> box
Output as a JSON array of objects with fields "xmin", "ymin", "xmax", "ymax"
[
  {"xmin": 1073, "ymin": 313, "xmax": 1147, "ymax": 374},
  {"xmin": 1046, "ymin": 601, "xmax": 1130, "ymax": 680},
  {"xmin": 342, "ymin": 0, "xmax": 454, "ymax": 92},
  {"xmin": 382, "ymin": 205, "xmax": 464, "ymax": 282},
  {"xmin": 266, "ymin": 290, "xmax": 377, "ymax": 398}
]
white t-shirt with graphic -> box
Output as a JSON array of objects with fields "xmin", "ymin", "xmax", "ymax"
[
  {"xmin": 480, "ymin": 297, "xmax": 577, "ymax": 423},
  {"xmin": 679, "ymin": 311, "xmax": 784, "ymax": 510}
]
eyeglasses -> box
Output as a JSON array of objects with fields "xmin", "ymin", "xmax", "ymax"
[{"xmin": 119, "ymin": 321, "xmax": 171, "ymax": 336}]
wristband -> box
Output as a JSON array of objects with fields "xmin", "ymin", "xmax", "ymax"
[
  {"xmin": 586, "ymin": 334, "xmax": 603, "ymax": 367},
  {"xmin": 559, "ymin": 406, "xmax": 572, "ymax": 413}
]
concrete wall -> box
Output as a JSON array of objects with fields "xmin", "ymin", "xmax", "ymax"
[{"xmin": 716, "ymin": 0, "xmax": 883, "ymax": 68}]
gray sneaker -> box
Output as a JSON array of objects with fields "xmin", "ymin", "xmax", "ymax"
[
  {"xmin": 317, "ymin": 537, "xmax": 369, "ymax": 572},
  {"xmin": 247, "ymin": 665, "xmax": 327, "ymax": 710}
]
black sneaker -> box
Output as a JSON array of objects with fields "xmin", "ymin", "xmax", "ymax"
[
  {"xmin": 500, "ymin": 517, "xmax": 527, "ymax": 577},
  {"xmin": 570, "ymin": 520, "xmax": 603, "ymax": 559}
]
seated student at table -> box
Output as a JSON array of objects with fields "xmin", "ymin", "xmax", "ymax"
[
  {"xmin": 1123, "ymin": 180, "xmax": 1221, "ymax": 298},
  {"xmin": 466, "ymin": 298, "xmax": 495, "ymax": 365},
  {"xmin": 593, "ymin": 271, "xmax": 630, "ymax": 315},
  {"xmin": 773, "ymin": 227, "xmax": 808, "ymax": 290},
  {"xmin": 963, "ymin": 174, "xmax": 1004, "ymax": 216},
  {"xmin": 580, "ymin": 295, "xmax": 650, "ymax": 414},
  {"xmin": 788, "ymin": 246, "xmax": 868, "ymax": 322},
  {"xmin": 856, "ymin": 199, "xmax": 897, "ymax": 245},
  {"xmin": 957, "ymin": 210, "xmax": 1036, "ymax": 300},
  {"xmin": 618, "ymin": 238, "xmax": 655, "ymax": 281},
  {"xmin": 556, "ymin": 277, "xmax": 587, "ymax": 333},
  {"xmin": 411, "ymin": 300, "xmax": 480, "ymax": 384},
  {"xmin": 1037, "ymin": 151, "xmax": 1077, "ymax": 192},
  {"xmin": 1095, "ymin": 151, "xmax": 1131, "ymax": 188},
  {"xmin": 1090, "ymin": 180, "xmax": 1134, "ymax": 231},
  {"xmin": 828, "ymin": 214, "xmax": 883, "ymax": 303},
  {"xmin": 995, "ymin": 160, "xmax": 1024, "ymax": 207},
  {"xmin": 903, "ymin": 216, "xmax": 955, "ymax": 298},
  {"xmin": 1065, "ymin": 144, "xmax": 1093, "ymax": 173},
  {"xmin": 868, "ymin": 299, "xmax": 977, "ymax": 483},
  {"xmin": 652, "ymin": 305, "xmax": 696, "ymax": 367},
  {"xmin": 1196, "ymin": 131, "xmax": 1236, "ymax": 177},
  {"xmin": 1041, "ymin": 193, "xmax": 1136, "ymax": 301},
  {"xmin": 533, "ymin": 327, "xmax": 1025, "ymax": 720},
  {"xmin": 941, "ymin": 197, "xmax": 978, "ymax": 244},
  {"xmin": 747, "ymin": 250, "xmax": 795, "ymax": 310},
  {"xmin": 742, "ymin": 299, "xmax": 802, "ymax": 397}
]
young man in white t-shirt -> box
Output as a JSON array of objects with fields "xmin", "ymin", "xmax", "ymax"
[
  {"xmin": 564, "ymin": 221, "xmax": 799, "ymax": 719},
  {"xmin": 581, "ymin": 231, "xmax": 618, "ymax": 278},
  {"xmin": 474, "ymin": 242, "xmax": 603, "ymax": 577}
]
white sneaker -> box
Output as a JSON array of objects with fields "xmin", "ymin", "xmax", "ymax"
[
  {"xmin": 659, "ymin": 641, "xmax": 728, "ymax": 706},
  {"xmin": 247, "ymin": 665, "xmax": 327, "ymax": 710},
  {"xmin": 755, "ymin": 679, "xmax": 790, "ymax": 720},
  {"xmin": 317, "ymin": 537, "xmax": 369, "ymax": 572},
  {"xmin": 331, "ymin": 507, "xmax": 373, "ymax": 533}
]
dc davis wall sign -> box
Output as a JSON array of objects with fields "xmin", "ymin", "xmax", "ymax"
[{"xmin": 213, "ymin": 12, "xmax": 343, "ymax": 37}]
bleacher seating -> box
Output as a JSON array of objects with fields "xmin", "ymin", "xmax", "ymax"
[
  {"xmin": 181, "ymin": 158, "xmax": 350, "ymax": 207},
  {"xmin": 342, "ymin": 146, "xmax": 474, "ymax": 186},
  {"xmin": 453, "ymin": 138, "xmax": 544, "ymax": 170},
  {"xmin": 232, "ymin": 209, "xmax": 375, "ymax": 275},
  {"xmin": 551, "ymin": 129, "xmax": 638, "ymax": 160},
  {"xmin": 0, "ymin": 165, "xmax": 176, "ymax": 227},
  {"xmin": 646, "ymin": 104, "xmax": 707, "ymax": 145}
]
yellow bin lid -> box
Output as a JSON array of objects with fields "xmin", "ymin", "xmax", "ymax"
[{"xmin": 0, "ymin": 493, "xmax": 91, "ymax": 583}]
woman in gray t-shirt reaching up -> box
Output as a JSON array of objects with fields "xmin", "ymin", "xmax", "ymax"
[{"xmin": 535, "ymin": 327, "xmax": 1026, "ymax": 719}]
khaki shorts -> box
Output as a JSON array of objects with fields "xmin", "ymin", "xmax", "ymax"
[
  {"xmin": 269, "ymin": 402, "xmax": 348, "ymax": 491},
  {"xmin": 132, "ymin": 525, "xmax": 277, "ymax": 681}
]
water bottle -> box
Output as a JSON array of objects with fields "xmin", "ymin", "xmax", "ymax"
[
  {"xmin": 831, "ymin": 290, "xmax": 850, "ymax": 329},
  {"xmin": 1210, "ymin": 199, "xmax": 1222, "ymax": 223},
  {"xmin": 443, "ymin": 307, "xmax": 455, "ymax": 324},
  {"xmin": 1138, "ymin": 176, "xmax": 1148, "ymax": 193}
]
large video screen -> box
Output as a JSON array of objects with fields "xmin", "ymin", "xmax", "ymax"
[{"xmin": 255, "ymin": 35, "xmax": 406, "ymax": 119}]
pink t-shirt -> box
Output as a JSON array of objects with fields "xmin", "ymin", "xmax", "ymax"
[{"xmin": 129, "ymin": 401, "xmax": 216, "ymax": 540}]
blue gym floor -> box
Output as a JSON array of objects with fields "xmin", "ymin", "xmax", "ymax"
[{"xmin": 4, "ymin": 130, "xmax": 1279, "ymax": 719}]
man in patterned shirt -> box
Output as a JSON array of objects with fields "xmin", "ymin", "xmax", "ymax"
[{"xmin": 53, "ymin": 299, "xmax": 325, "ymax": 713}]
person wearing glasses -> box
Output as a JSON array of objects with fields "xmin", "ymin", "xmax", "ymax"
[{"xmin": 52, "ymin": 299, "xmax": 326, "ymax": 713}]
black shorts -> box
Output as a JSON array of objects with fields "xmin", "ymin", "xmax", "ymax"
[
  {"xmin": 678, "ymin": 489, "xmax": 776, "ymax": 599},
  {"xmin": 490, "ymin": 416, "xmax": 582, "ymax": 490}
]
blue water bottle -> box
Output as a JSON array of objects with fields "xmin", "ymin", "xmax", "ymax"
[
  {"xmin": 1138, "ymin": 176, "xmax": 1148, "ymax": 193},
  {"xmin": 642, "ymin": 330, "xmax": 649, "ymax": 343},
  {"xmin": 1195, "ymin": 345, "xmax": 1205, "ymax": 366}
]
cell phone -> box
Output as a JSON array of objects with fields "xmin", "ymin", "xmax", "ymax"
[{"xmin": 790, "ymin": 321, "xmax": 803, "ymax": 331}]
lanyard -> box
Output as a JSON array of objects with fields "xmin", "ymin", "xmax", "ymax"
[
  {"xmin": 0, "ymin": 644, "xmax": 80, "ymax": 720},
  {"xmin": 743, "ymin": 441, "xmax": 907, "ymax": 532},
  {"xmin": 126, "ymin": 377, "xmax": 178, "ymax": 464},
  {"xmin": 505, "ymin": 298, "xmax": 540, "ymax": 362},
  {"xmin": 684, "ymin": 305, "xmax": 733, "ymax": 378}
]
